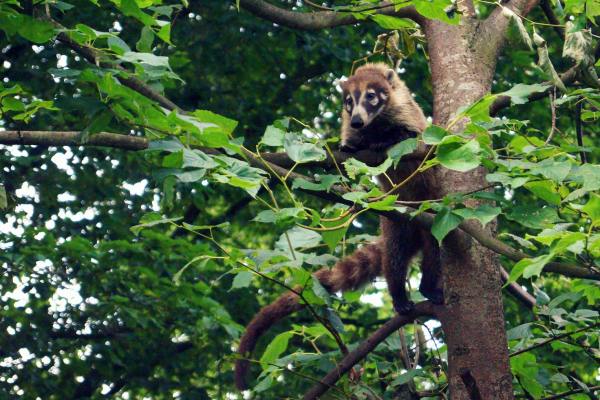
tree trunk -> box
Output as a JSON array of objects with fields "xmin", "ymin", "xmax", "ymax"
[{"xmin": 424, "ymin": 19, "xmax": 514, "ymax": 399}]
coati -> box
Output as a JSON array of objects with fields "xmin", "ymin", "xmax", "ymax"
[{"xmin": 235, "ymin": 63, "xmax": 443, "ymax": 390}]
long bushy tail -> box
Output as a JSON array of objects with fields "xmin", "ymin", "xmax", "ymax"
[{"xmin": 234, "ymin": 242, "xmax": 383, "ymax": 390}]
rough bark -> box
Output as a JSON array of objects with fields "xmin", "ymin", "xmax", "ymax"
[{"xmin": 424, "ymin": 19, "xmax": 514, "ymax": 399}]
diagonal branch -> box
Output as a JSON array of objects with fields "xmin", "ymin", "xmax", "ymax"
[
  {"xmin": 53, "ymin": 28, "xmax": 181, "ymax": 112},
  {"xmin": 302, "ymin": 301, "xmax": 436, "ymax": 400},
  {"xmin": 237, "ymin": 0, "xmax": 424, "ymax": 30}
]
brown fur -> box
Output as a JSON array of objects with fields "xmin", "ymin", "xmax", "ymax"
[{"xmin": 234, "ymin": 63, "xmax": 442, "ymax": 390}]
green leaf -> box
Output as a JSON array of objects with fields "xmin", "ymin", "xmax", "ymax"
[
  {"xmin": 524, "ymin": 180, "xmax": 561, "ymax": 205},
  {"xmin": 253, "ymin": 207, "xmax": 305, "ymax": 225},
  {"xmin": 260, "ymin": 332, "xmax": 293, "ymax": 366},
  {"xmin": 136, "ymin": 26, "xmax": 154, "ymax": 52},
  {"xmin": 505, "ymin": 205, "xmax": 560, "ymax": 229},
  {"xmin": 181, "ymin": 149, "xmax": 218, "ymax": 169},
  {"xmin": 18, "ymin": 16, "xmax": 56, "ymax": 44},
  {"xmin": 452, "ymin": 205, "xmax": 501, "ymax": 226},
  {"xmin": 118, "ymin": 0, "xmax": 156, "ymax": 27},
  {"xmin": 501, "ymin": 83, "xmax": 550, "ymax": 105},
  {"xmin": 413, "ymin": 0, "xmax": 459, "ymax": 24},
  {"xmin": 582, "ymin": 193, "xmax": 600, "ymax": 225},
  {"xmin": 368, "ymin": 195, "xmax": 398, "ymax": 211},
  {"xmin": 422, "ymin": 125, "xmax": 448, "ymax": 144},
  {"xmin": 387, "ymin": 138, "xmax": 417, "ymax": 167},
  {"xmin": 192, "ymin": 110, "xmax": 238, "ymax": 136},
  {"xmin": 391, "ymin": 369, "xmax": 426, "ymax": 386},
  {"xmin": 284, "ymin": 132, "xmax": 326, "ymax": 163},
  {"xmin": 130, "ymin": 213, "xmax": 182, "ymax": 235},
  {"xmin": 508, "ymin": 254, "xmax": 554, "ymax": 283},
  {"xmin": 370, "ymin": 14, "xmax": 414, "ymax": 29},
  {"xmin": 156, "ymin": 23, "xmax": 172, "ymax": 44},
  {"xmin": 261, "ymin": 125, "xmax": 285, "ymax": 147},
  {"xmin": 291, "ymin": 175, "xmax": 343, "ymax": 192},
  {"xmin": 343, "ymin": 157, "xmax": 393, "ymax": 179},
  {"xmin": 530, "ymin": 158, "xmax": 572, "ymax": 182},
  {"xmin": 231, "ymin": 271, "xmax": 253, "ymax": 289},
  {"xmin": 437, "ymin": 139, "xmax": 481, "ymax": 172},
  {"xmin": 486, "ymin": 172, "xmax": 529, "ymax": 188},
  {"xmin": 320, "ymin": 209, "xmax": 351, "ymax": 251},
  {"xmin": 275, "ymin": 227, "xmax": 321, "ymax": 251},
  {"xmin": 431, "ymin": 207, "xmax": 463, "ymax": 244}
]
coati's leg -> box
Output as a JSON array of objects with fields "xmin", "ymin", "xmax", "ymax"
[
  {"xmin": 380, "ymin": 217, "xmax": 420, "ymax": 314},
  {"xmin": 418, "ymin": 228, "xmax": 444, "ymax": 305}
]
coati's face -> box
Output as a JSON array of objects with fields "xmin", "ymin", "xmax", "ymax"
[
  {"xmin": 341, "ymin": 73, "xmax": 392, "ymax": 130},
  {"xmin": 340, "ymin": 68, "xmax": 398, "ymax": 152}
]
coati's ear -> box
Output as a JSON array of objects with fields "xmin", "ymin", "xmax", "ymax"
[{"xmin": 385, "ymin": 69, "xmax": 396, "ymax": 86}]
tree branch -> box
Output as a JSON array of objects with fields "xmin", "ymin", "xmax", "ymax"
[
  {"xmin": 500, "ymin": 268, "xmax": 537, "ymax": 309},
  {"xmin": 539, "ymin": 0, "xmax": 564, "ymax": 38},
  {"xmin": 237, "ymin": 0, "xmax": 424, "ymax": 30},
  {"xmin": 0, "ymin": 130, "xmax": 148, "ymax": 150},
  {"xmin": 302, "ymin": 301, "xmax": 436, "ymax": 400}
]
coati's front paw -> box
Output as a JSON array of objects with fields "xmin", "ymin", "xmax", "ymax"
[
  {"xmin": 393, "ymin": 300, "xmax": 415, "ymax": 314},
  {"xmin": 420, "ymin": 287, "xmax": 444, "ymax": 305}
]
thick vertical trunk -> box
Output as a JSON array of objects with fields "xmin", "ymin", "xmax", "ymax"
[{"xmin": 424, "ymin": 20, "xmax": 514, "ymax": 399}]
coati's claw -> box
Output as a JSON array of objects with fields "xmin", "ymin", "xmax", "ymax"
[
  {"xmin": 394, "ymin": 300, "xmax": 415, "ymax": 314},
  {"xmin": 421, "ymin": 287, "xmax": 444, "ymax": 305}
]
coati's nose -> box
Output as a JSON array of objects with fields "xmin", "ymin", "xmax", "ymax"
[{"xmin": 350, "ymin": 115, "xmax": 364, "ymax": 129}]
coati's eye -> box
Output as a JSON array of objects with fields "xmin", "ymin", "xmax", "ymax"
[
  {"xmin": 366, "ymin": 91, "xmax": 379, "ymax": 105},
  {"xmin": 345, "ymin": 97, "xmax": 353, "ymax": 112}
]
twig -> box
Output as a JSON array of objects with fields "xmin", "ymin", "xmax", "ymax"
[
  {"xmin": 510, "ymin": 322, "xmax": 599, "ymax": 357},
  {"xmin": 544, "ymin": 89, "xmax": 556, "ymax": 145}
]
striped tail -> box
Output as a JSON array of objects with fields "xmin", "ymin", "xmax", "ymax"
[{"xmin": 234, "ymin": 242, "xmax": 383, "ymax": 390}]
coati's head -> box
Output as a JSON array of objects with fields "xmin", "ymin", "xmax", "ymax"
[{"xmin": 339, "ymin": 63, "xmax": 426, "ymax": 152}]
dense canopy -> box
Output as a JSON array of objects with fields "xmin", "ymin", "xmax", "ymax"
[{"xmin": 0, "ymin": 0, "xmax": 598, "ymax": 399}]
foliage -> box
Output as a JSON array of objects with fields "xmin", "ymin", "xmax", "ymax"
[{"xmin": 0, "ymin": 0, "xmax": 598, "ymax": 399}]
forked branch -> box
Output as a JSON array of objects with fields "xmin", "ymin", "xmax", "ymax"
[
  {"xmin": 237, "ymin": 0, "xmax": 424, "ymax": 30},
  {"xmin": 302, "ymin": 301, "xmax": 436, "ymax": 400}
]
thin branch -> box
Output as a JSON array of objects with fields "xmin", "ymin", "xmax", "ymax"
[
  {"xmin": 499, "ymin": 268, "xmax": 537, "ymax": 309},
  {"xmin": 538, "ymin": 385, "xmax": 600, "ymax": 400},
  {"xmin": 510, "ymin": 322, "xmax": 599, "ymax": 357},
  {"xmin": 237, "ymin": 0, "xmax": 424, "ymax": 30},
  {"xmin": 302, "ymin": 301, "xmax": 436, "ymax": 400}
]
